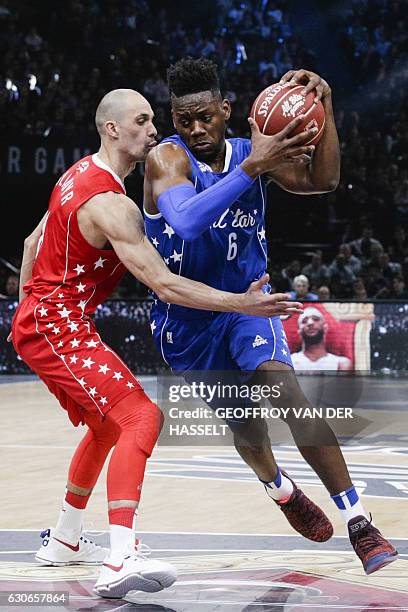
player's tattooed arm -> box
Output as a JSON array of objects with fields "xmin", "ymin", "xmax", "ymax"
[
  {"xmin": 86, "ymin": 192, "xmax": 303, "ymax": 317},
  {"xmin": 267, "ymin": 69, "xmax": 340, "ymax": 195}
]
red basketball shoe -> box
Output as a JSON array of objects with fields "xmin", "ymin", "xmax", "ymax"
[
  {"xmin": 348, "ymin": 515, "xmax": 398, "ymax": 574},
  {"xmin": 270, "ymin": 472, "xmax": 333, "ymax": 542}
]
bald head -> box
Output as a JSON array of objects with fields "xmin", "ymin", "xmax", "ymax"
[{"xmin": 95, "ymin": 89, "xmax": 150, "ymax": 136}]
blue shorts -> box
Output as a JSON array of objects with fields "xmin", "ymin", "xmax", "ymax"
[{"xmin": 150, "ymin": 309, "xmax": 293, "ymax": 372}]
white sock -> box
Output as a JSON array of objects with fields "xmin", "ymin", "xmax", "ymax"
[
  {"xmin": 55, "ymin": 500, "xmax": 83, "ymax": 544},
  {"xmin": 331, "ymin": 486, "xmax": 369, "ymax": 525},
  {"xmin": 106, "ymin": 524, "xmax": 134, "ymax": 565},
  {"xmin": 261, "ymin": 467, "xmax": 294, "ymax": 502}
]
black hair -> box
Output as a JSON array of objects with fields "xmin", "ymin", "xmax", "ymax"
[{"xmin": 167, "ymin": 57, "xmax": 221, "ymax": 98}]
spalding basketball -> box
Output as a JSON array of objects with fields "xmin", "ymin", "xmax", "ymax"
[{"xmin": 250, "ymin": 82, "xmax": 325, "ymax": 146}]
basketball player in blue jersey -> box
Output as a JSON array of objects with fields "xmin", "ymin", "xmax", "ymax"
[{"xmin": 143, "ymin": 57, "xmax": 397, "ymax": 574}]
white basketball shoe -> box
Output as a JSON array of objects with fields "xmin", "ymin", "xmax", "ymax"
[
  {"xmin": 94, "ymin": 540, "xmax": 177, "ymax": 599},
  {"xmin": 35, "ymin": 528, "xmax": 109, "ymax": 566}
]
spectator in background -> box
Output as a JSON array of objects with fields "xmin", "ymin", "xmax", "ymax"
[
  {"xmin": 302, "ymin": 251, "xmax": 329, "ymax": 288},
  {"xmin": 388, "ymin": 226, "xmax": 408, "ymax": 264},
  {"xmin": 328, "ymin": 254, "xmax": 356, "ymax": 296},
  {"xmin": 317, "ymin": 285, "xmax": 331, "ymax": 301},
  {"xmin": 380, "ymin": 275, "xmax": 408, "ymax": 300},
  {"xmin": 280, "ymin": 259, "xmax": 301, "ymax": 291},
  {"xmin": 339, "ymin": 243, "xmax": 362, "ymax": 275},
  {"xmin": 348, "ymin": 227, "xmax": 384, "ymax": 263},
  {"xmin": 288, "ymin": 275, "xmax": 318, "ymax": 302},
  {"xmin": 352, "ymin": 277, "xmax": 368, "ymax": 301},
  {"xmin": 0, "ymin": 273, "xmax": 19, "ymax": 299}
]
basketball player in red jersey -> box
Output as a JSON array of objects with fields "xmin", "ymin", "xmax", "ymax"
[{"xmin": 11, "ymin": 88, "xmax": 302, "ymax": 599}]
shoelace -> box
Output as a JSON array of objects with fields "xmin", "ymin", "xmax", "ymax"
[
  {"xmin": 79, "ymin": 535, "xmax": 102, "ymax": 548},
  {"xmin": 351, "ymin": 514, "xmax": 380, "ymax": 554},
  {"xmin": 124, "ymin": 539, "xmax": 152, "ymax": 561}
]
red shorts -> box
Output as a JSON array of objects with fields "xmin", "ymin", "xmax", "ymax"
[{"xmin": 12, "ymin": 295, "xmax": 143, "ymax": 426}]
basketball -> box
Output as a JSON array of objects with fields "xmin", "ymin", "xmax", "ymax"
[{"xmin": 250, "ymin": 82, "xmax": 325, "ymax": 146}]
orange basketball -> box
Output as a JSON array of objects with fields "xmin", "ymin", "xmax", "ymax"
[{"xmin": 250, "ymin": 82, "xmax": 325, "ymax": 146}]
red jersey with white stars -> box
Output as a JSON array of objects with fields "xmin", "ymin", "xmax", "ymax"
[
  {"xmin": 12, "ymin": 154, "xmax": 144, "ymax": 426},
  {"xmin": 24, "ymin": 153, "xmax": 126, "ymax": 313}
]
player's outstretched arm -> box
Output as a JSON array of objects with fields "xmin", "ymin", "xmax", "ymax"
[
  {"xmin": 267, "ymin": 69, "xmax": 340, "ymax": 195},
  {"xmin": 87, "ymin": 192, "xmax": 303, "ymax": 318}
]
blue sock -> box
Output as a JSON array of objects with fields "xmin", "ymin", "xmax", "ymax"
[{"xmin": 331, "ymin": 485, "xmax": 368, "ymax": 525}]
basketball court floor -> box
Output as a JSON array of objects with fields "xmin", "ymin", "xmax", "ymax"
[{"xmin": 1, "ymin": 376, "xmax": 408, "ymax": 611}]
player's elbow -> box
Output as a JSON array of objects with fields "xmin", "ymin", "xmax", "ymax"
[
  {"xmin": 23, "ymin": 234, "xmax": 38, "ymax": 253},
  {"xmin": 325, "ymin": 178, "xmax": 339, "ymax": 192}
]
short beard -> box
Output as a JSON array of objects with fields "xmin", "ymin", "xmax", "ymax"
[{"xmin": 303, "ymin": 329, "xmax": 324, "ymax": 347}]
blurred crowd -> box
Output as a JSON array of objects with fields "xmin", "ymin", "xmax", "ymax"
[{"xmin": 1, "ymin": 0, "xmax": 408, "ymax": 300}]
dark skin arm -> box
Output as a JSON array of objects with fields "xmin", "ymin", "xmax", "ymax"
[
  {"xmin": 267, "ymin": 69, "xmax": 341, "ymax": 195},
  {"xmin": 144, "ymin": 114, "xmax": 317, "ymax": 214}
]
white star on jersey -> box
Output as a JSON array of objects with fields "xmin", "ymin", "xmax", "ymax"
[
  {"xmin": 88, "ymin": 387, "xmax": 97, "ymax": 397},
  {"xmin": 74, "ymin": 264, "xmax": 85, "ymax": 275},
  {"xmin": 126, "ymin": 381, "xmax": 135, "ymax": 389},
  {"xmin": 78, "ymin": 377, "xmax": 87, "ymax": 387},
  {"xmin": 258, "ymin": 227, "xmax": 266, "ymax": 241},
  {"xmin": 94, "ymin": 257, "xmax": 107, "ymax": 270},
  {"xmin": 150, "ymin": 320, "xmax": 157, "ymax": 332},
  {"xmin": 164, "ymin": 258, "xmax": 169, "ymax": 265},
  {"xmin": 152, "ymin": 237, "xmax": 159, "ymax": 248},
  {"xmin": 57, "ymin": 341, "xmax": 63, "ymax": 348},
  {"xmin": 58, "ymin": 307, "xmax": 72, "ymax": 318},
  {"xmin": 82, "ymin": 357, "xmax": 95, "ymax": 369},
  {"xmin": 100, "ymin": 397, "xmax": 108, "ymax": 406},
  {"xmin": 281, "ymin": 348, "xmax": 288, "ymax": 356},
  {"xmin": 98, "ymin": 363, "xmax": 110, "ymax": 375},
  {"xmin": 170, "ymin": 250, "xmax": 182, "ymax": 263},
  {"xmin": 113, "ymin": 371, "xmax": 123, "ymax": 381},
  {"xmin": 52, "ymin": 327, "xmax": 60, "ymax": 335},
  {"xmin": 70, "ymin": 338, "xmax": 81, "ymax": 348},
  {"xmin": 46, "ymin": 322, "xmax": 54, "ymax": 328},
  {"xmin": 67, "ymin": 321, "xmax": 79, "ymax": 333},
  {"xmin": 70, "ymin": 354, "xmax": 78, "ymax": 364},
  {"xmin": 163, "ymin": 223, "xmax": 175, "ymax": 238},
  {"xmin": 76, "ymin": 282, "xmax": 86, "ymax": 293},
  {"xmin": 56, "ymin": 303, "xmax": 64, "ymax": 309},
  {"xmin": 38, "ymin": 306, "xmax": 48, "ymax": 317},
  {"xmin": 78, "ymin": 300, "xmax": 87, "ymax": 310},
  {"xmin": 58, "ymin": 293, "xmax": 64, "ymax": 298},
  {"xmin": 85, "ymin": 339, "xmax": 99, "ymax": 348}
]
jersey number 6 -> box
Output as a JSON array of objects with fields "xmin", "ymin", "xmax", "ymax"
[{"xmin": 227, "ymin": 232, "xmax": 238, "ymax": 261}]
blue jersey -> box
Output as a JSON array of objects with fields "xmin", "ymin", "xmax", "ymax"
[{"xmin": 144, "ymin": 135, "xmax": 268, "ymax": 319}]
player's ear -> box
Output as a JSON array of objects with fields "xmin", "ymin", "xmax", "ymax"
[
  {"xmin": 323, "ymin": 322, "xmax": 329, "ymax": 334},
  {"xmin": 105, "ymin": 120, "xmax": 119, "ymax": 139},
  {"xmin": 222, "ymin": 99, "xmax": 231, "ymax": 121}
]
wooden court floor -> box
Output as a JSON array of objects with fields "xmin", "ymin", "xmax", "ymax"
[{"xmin": 0, "ymin": 378, "xmax": 408, "ymax": 611}]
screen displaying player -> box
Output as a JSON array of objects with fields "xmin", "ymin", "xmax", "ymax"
[{"xmin": 291, "ymin": 307, "xmax": 352, "ymax": 371}]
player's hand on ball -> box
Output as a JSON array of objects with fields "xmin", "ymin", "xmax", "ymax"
[
  {"xmin": 244, "ymin": 116, "xmax": 316, "ymax": 176},
  {"xmin": 241, "ymin": 274, "xmax": 303, "ymax": 318},
  {"xmin": 279, "ymin": 69, "xmax": 331, "ymax": 103}
]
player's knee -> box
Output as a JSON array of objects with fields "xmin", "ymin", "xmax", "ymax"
[
  {"xmin": 134, "ymin": 401, "xmax": 163, "ymax": 457},
  {"xmin": 111, "ymin": 393, "xmax": 164, "ymax": 457},
  {"xmin": 232, "ymin": 418, "xmax": 270, "ymax": 449}
]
